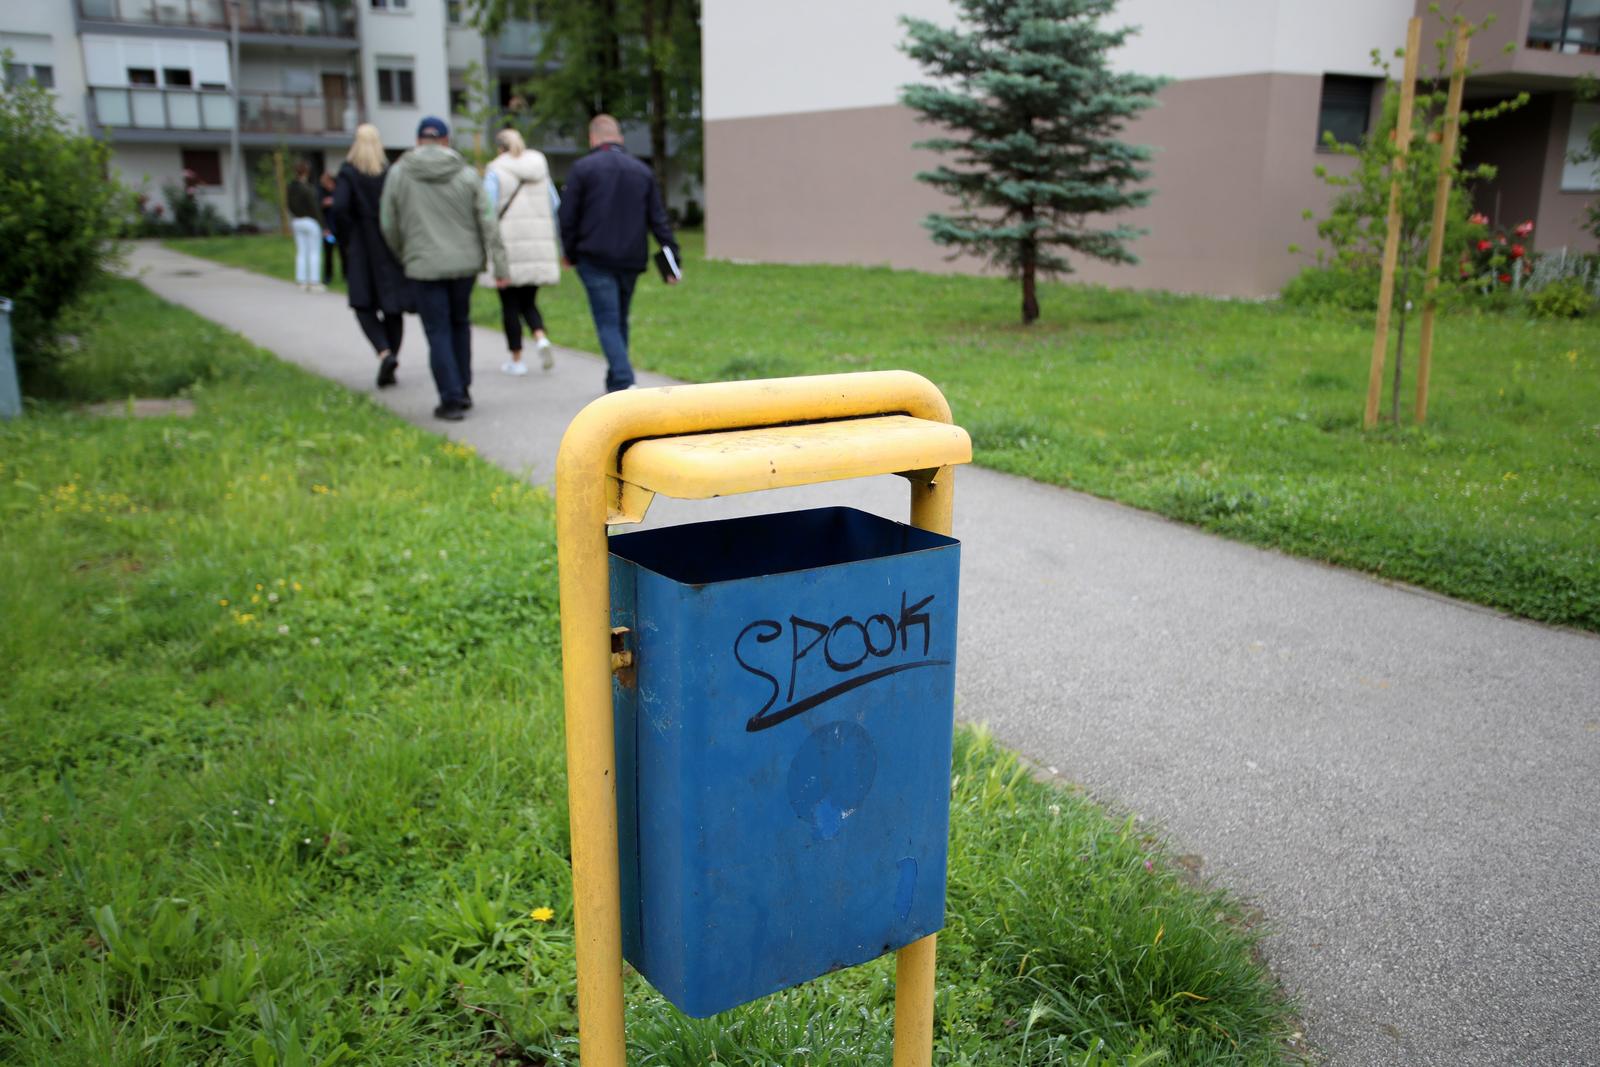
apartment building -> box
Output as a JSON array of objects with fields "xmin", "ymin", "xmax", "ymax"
[
  {"xmin": 2, "ymin": 0, "xmax": 550, "ymax": 226},
  {"xmin": 702, "ymin": 0, "xmax": 1600, "ymax": 297}
]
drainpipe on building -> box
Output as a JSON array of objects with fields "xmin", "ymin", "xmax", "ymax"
[{"xmin": 228, "ymin": 0, "xmax": 244, "ymax": 227}]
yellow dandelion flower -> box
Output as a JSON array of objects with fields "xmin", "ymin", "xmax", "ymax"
[
  {"xmin": 255, "ymin": 584, "xmax": 264, "ymax": 591},
  {"xmin": 218, "ymin": 598, "xmax": 229, "ymax": 607},
  {"xmin": 292, "ymin": 582, "xmax": 302, "ymax": 592},
  {"xmin": 250, "ymin": 594, "xmax": 261, "ymax": 604},
  {"xmin": 530, "ymin": 907, "xmax": 555, "ymax": 923}
]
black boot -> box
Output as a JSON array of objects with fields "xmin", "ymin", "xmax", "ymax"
[{"xmin": 377, "ymin": 353, "xmax": 398, "ymax": 388}]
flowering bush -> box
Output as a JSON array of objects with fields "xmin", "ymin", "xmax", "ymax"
[{"xmin": 1464, "ymin": 214, "xmax": 1534, "ymax": 289}]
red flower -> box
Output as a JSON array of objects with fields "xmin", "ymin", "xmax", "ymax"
[
  {"xmin": 1468, "ymin": 212, "xmax": 1490, "ymax": 226},
  {"xmin": 1514, "ymin": 220, "xmax": 1534, "ymax": 237},
  {"xmin": 1510, "ymin": 244, "xmax": 1525, "ymax": 260},
  {"xmin": 1476, "ymin": 239, "xmax": 1492, "ymax": 252},
  {"xmin": 1498, "ymin": 272, "xmax": 1512, "ymax": 284}
]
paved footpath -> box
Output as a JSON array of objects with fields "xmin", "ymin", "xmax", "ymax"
[{"xmin": 129, "ymin": 243, "xmax": 1600, "ymax": 1065}]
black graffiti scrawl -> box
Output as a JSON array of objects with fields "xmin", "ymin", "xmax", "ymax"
[{"xmin": 734, "ymin": 591, "xmax": 948, "ymax": 732}]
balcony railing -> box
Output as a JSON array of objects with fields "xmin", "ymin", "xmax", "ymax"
[
  {"xmin": 78, "ymin": 0, "xmax": 356, "ymax": 39},
  {"xmin": 90, "ymin": 86, "xmax": 361, "ymax": 135},
  {"xmin": 1528, "ymin": 0, "xmax": 1600, "ymax": 54},
  {"xmin": 494, "ymin": 18, "xmax": 545, "ymax": 59},
  {"xmin": 91, "ymin": 85, "xmax": 234, "ymax": 131},
  {"xmin": 238, "ymin": 90, "xmax": 359, "ymax": 134}
]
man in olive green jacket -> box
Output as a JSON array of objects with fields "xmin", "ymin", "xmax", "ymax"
[{"xmin": 380, "ymin": 116, "xmax": 509, "ymax": 420}]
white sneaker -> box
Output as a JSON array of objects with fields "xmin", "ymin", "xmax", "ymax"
[
  {"xmin": 502, "ymin": 360, "xmax": 528, "ymax": 376},
  {"xmin": 536, "ymin": 337, "xmax": 554, "ymax": 370}
]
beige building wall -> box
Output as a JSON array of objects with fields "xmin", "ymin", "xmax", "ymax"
[{"xmin": 702, "ymin": 0, "xmax": 1399, "ymax": 296}]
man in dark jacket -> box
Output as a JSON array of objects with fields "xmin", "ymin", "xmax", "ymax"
[{"xmin": 558, "ymin": 114, "xmax": 679, "ymax": 393}]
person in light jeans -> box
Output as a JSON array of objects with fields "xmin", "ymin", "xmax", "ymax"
[{"xmin": 285, "ymin": 160, "xmax": 324, "ymax": 292}]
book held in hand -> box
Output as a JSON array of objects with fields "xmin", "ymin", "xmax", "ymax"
[{"xmin": 654, "ymin": 246, "xmax": 682, "ymax": 283}]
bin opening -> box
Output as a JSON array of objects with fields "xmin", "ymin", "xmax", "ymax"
[{"xmin": 608, "ymin": 505, "xmax": 956, "ymax": 586}]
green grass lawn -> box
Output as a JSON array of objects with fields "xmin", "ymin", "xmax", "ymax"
[
  {"xmin": 167, "ymin": 232, "xmax": 1600, "ymax": 630},
  {"xmin": 0, "ymin": 277, "xmax": 1299, "ymax": 1065}
]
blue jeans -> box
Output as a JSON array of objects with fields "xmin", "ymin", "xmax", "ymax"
[
  {"xmin": 414, "ymin": 276, "xmax": 475, "ymax": 407},
  {"xmin": 576, "ymin": 262, "xmax": 640, "ymax": 392}
]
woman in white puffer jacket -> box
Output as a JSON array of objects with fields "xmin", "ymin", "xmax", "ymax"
[{"xmin": 484, "ymin": 128, "xmax": 561, "ymax": 375}]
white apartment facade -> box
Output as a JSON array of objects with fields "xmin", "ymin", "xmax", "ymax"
[
  {"xmin": 702, "ymin": 0, "xmax": 1600, "ymax": 297},
  {"xmin": 2, "ymin": 0, "xmax": 551, "ymax": 226}
]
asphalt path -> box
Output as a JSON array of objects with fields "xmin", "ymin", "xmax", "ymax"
[{"xmin": 128, "ymin": 243, "xmax": 1600, "ymax": 1065}]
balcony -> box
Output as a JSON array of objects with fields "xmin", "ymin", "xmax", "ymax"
[
  {"xmin": 92, "ymin": 85, "xmax": 234, "ymax": 130},
  {"xmin": 90, "ymin": 87, "xmax": 361, "ymax": 137},
  {"xmin": 78, "ymin": 0, "xmax": 356, "ymax": 40}
]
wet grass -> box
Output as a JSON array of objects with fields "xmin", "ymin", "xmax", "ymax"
[{"xmin": 0, "ymin": 277, "xmax": 1300, "ymax": 1064}]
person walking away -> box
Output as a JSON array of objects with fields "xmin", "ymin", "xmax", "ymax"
[
  {"xmin": 286, "ymin": 160, "xmax": 324, "ymax": 292},
  {"xmin": 333, "ymin": 123, "xmax": 412, "ymax": 388},
  {"xmin": 484, "ymin": 128, "xmax": 560, "ymax": 376},
  {"xmin": 319, "ymin": 170, "xmax": 342, "ymax": 284},
  {"xmin": 379, "ymin": 116, "xmax": 509, "ymax": 421},
  {"xmin": 558, "ymin": 114, "xmax": 678, "ymax": 393}
]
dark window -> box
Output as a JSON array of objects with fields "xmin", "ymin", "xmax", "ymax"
[
  {"xmin": 182, "ymin": 149, "xmax": 223, "ymax": 185},
  {"xmin": 33, "ymin": 64, "xmax": 53, "ymax": 89},
  {"xmin": 3, "ymin": 62, "xmax": 26, "ymax": 87},
  {"xmin": 1316, "ymin": 74, "xmax": 1375, "ymax": 148},
  {"xmin": 200, "ymin": 81, "xmax": 225, "ymax": 91},
  {"xmin": 369, "ymin": 0, "xmax": 408, "ymax": 8},
  {"xmin": 1530, "ymin": 0, "xmax": 1600, "ymax": 51},
  {"xmin": 377, "ymin": 67, "xmax": 415, "ymax": 105},
  {"xmin": 128, "ymin": 67, "xmax": 157, "ymax": 85},
  {"xmin": 447, "ymin": 0, "xmax": 463, "ymax": 23},
  {"xmin": 449, "ymin": 85, "xmax": 468, "ymax": 113},
  {"xmin": 163, "ymin": 67, "xmax": 193, "ymax": 87}
]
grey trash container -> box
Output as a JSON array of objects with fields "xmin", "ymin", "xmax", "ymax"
[{"xmin": 0, "ymin": 298, "xmax": 19, "ymax": 419}]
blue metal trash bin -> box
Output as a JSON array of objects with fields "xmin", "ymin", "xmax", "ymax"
[{"xmin": 608, "ymin": 505, "xmax": 961, "ymax": 1018}]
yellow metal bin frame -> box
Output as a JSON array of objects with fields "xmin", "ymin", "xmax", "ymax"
[{"xmin": 556, "ymin": 371, "xmax": 972, "ymax": 1066}]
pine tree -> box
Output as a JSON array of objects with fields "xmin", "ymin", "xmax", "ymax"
[{"xmin": 900, "ymin": 0, "xmax": 1165, "ymax": 324}]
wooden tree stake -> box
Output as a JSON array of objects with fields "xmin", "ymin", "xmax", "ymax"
[
  {"xmin": 1415, "ymin": 26, "xmax": 1470, "ymax": 425},
  {"xmin": 1365, "ymin": 16, "xmax": 1423, "ymax": 430},
  {"xmin": 271, "ymin": 149, "xmax": 289, "ymax": 237}
]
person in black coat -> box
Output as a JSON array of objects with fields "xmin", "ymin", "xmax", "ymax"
[
  {"xmin": 319, "ymin": 170, "xmax": 342, "ymax": 284},
  {"xmin": 332, "ymin": 124, "xmax": 412, "ymax": 387}
]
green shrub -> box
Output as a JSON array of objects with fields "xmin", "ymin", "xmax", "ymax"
[
  {"xmin": 1279, "ymin": 265, "xmax": 1378, "ymax": 310},
  {"xmin": 1528, "ymin": 278, "xmax": 1594, "ymax": 319},
  {"xmin": 0, "ymin": 67, "xmax": 127, "ymax": 382}
]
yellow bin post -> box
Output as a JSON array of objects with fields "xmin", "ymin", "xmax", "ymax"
[{"xmin": 555, "ymin": 371, "xmax": 971, "ymax": 1065}]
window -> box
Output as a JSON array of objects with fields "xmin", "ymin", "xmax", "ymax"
[
  {"xmin": 447, "ymin": 0, "xmax": 463, "ymax": 24},
  {"xmin": 369, "ymin": 0, "xmax": 409, "ymax": 9},
  {"xmin": 7, "ymin": 62, "xmax": 54, "ymax": 89},
  {"xmin": 1529, "ymin": 0, "xmax": 1600, "ymax": 52},
  {"xmin": 163, "ymin": 67, "xmax": 192, "ymax": 88},
  {"xmin": 1316, "ymin": 74, "xmax": 1375, "ymax": 148},
  {"xmin": 182, "ymin": 149, "xmax": 222, "ymax": 186},
  {"xmin": 200, "ymin": 81, "xmax": 226, "ymax": 91},
  {"xmin": 449, "ymin": 86, "xmax": 468, "ymax": 114},
  {"xmin": 377, "ymin": 66, "xmax": 415, "ymax": 105},
  {"xmin": 128, "ymin": 67, "xmax": 157, "ymax": 85}
]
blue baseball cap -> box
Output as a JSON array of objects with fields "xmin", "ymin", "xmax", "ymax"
[{"xmin": 416, "ymin": 115, "xmax": 449, "ymax": 139}]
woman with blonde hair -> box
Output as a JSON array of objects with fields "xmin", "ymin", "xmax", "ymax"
[
  {"xmin": 332, "ymin": 123, "xmax": 412, "ymax": 387},
  {"xmin": 483, "ymin": 126, "xmax": 560, "ymax": 375}
]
